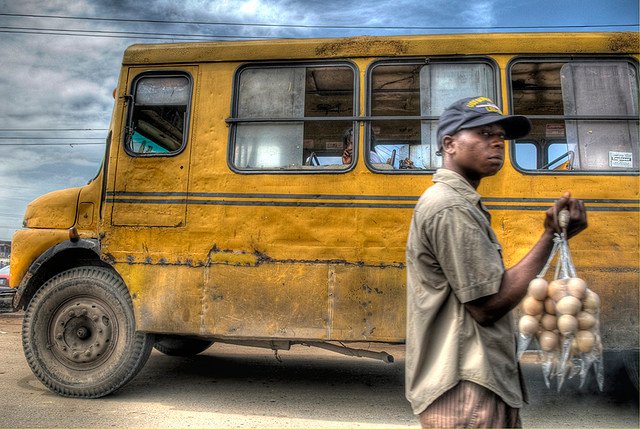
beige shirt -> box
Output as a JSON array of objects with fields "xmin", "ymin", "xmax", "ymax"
[{"xmin": 405, "ymin": 168, "xmax": 525, "ymax": 415}]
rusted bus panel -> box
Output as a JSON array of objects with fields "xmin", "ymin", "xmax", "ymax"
[
  {"xmin": 102, "ymin": 202, "xmax": 411, "ymax": 268},
  {"xmin": 120, "ymin": 257, "xmax": 405, "ymax": 342},
  {"xmin": 329, "ymin": 264, "xmax": 405, "ymax": 342},
  {"xmin": 202, "ymin": 263, "xmax": 328, "ymax": 340},
  {"xmin": 122, "ymin": 264, "xmax": 204, "ymax": 335}
]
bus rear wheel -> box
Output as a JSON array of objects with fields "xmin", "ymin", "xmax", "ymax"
[
  {"xmin": 154, "ymin": 335, "xmax": 213, "ymax": 356},
  {"xmin": 22, "ymin": 266, "xmax": 154, "ymax": 398}
]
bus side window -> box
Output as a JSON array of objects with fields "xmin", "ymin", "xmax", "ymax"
[
  {"xmin": 513, "ymin": 141, "xmax": 538, "ymax": 170},
  {"xmin": 126, "ymin": 74, "xmax": 191, "ymax": 155},
  {"xmin": 368, "ymin": 60, "xmax": 497, "ymax": 172},
  {"xmin": 230, "ymin": 64, "xmax": 355, "ymax": 171},
  {"xmin": 510, "ymin": 60, "xmax": 639, "ymax": 173}
]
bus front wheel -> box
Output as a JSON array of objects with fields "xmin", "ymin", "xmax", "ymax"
[{"xmin": 22, "ymin": 266, "xmax": 154, "ymax": 398}]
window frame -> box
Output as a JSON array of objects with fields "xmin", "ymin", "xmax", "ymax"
[
  {"xmin": 365, "ymin": 56, "xmax": 501, "ymax": 174},
  {"xmin": 227, "ymin": 60, "xmax": 359, "ymax": 174},
  {"xmin": 123, "ymin": 70, "xmax": 193, "ymax": 158},
  {"xmin": 507, "ymin": 56, "xmax": 639, "ymax": 176}
]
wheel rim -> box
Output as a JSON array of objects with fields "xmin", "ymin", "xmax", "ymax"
[{"xmin": 49, "ymin": 296, "xmax": 118, "ymax": 370}]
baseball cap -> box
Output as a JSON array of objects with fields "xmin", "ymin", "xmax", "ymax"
[{"xmin": 436, "ymin": 96, "xmax": 531, "ymax": 152}]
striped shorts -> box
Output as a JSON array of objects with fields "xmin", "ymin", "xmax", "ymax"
[{"xmin": 418, "ymin": 380, "xmax": 522, "ymax": 428}]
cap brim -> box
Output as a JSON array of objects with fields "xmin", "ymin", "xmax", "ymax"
[{"xmin": 459, "ymin": 114, "xmax": 531, "ymax": 140}]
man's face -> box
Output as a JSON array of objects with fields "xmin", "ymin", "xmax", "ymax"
[
  {"xmin": 342, "ymin": 134, "xmax": 353, "ymax": 164},
  {"xmin": 445, "ymin": 123, "xmax": 506, "ymax": 180}
]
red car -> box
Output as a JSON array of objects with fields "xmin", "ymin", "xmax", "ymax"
[{"xmin": 0, "ymin": 265, "xmax": 9, "ymax": 289}]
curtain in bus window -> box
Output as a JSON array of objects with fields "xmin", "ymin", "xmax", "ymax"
[
  {"xmin": 561, "ymin": 62, "xmax": 639, "ymax": 171},
  {"xmin": 419, "ymin": 64, "xmax": 495, "ymax": 169},
  {"xmin": 235, "ymin": 68, "xmax": 305, "ymax": 168}
]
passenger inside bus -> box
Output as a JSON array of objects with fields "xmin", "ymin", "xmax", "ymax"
[{"xmin": 340, "ymin": 128, "xmax": 390, "ymax": 166}]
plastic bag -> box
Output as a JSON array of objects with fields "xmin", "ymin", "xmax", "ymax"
[{"xmin": 516, "ymin": 209, "xmax": 603, "ymax": 391}]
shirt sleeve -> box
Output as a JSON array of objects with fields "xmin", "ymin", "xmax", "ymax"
[
  {"xmin": 370, "ymin": 150, "xmax": 383, "ymax": 163},
  {"xmin": 426, "ymin": 204, "xmax": 505, "ymax": 303}
]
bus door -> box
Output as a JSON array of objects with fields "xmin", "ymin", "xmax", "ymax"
[{"xmin": 110, "ymin": 68, "xmax": 196, "ymax": 227}]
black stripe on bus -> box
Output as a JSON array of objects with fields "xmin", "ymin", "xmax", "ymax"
[
  {"xmin": 105, "ymin": 198, "xmax": 639, "ymax": 212},
  {"xmin": 105, "ymin": 191, "xmax": 639, "ymax": 206}
]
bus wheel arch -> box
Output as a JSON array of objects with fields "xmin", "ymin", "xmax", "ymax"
[
  {"xmin": 14, "ymin": 239, "xmax": 109, "ymax": 311},
  {"xmin": 22, "ymin": 266, "xmax": 154, "ymax": 398}
]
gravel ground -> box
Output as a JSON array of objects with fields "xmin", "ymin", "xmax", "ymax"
[{"xmin": 1, "ymin": 312, "xmax": 637, "ymax": 428}]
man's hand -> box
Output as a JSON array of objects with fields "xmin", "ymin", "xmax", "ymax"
[
  {"xmin": 341, "ymin": 147, "xmax": 352, "ymax": 165},
  {"xmin": 544, "ymin": 192, "xmax": 588, "ymax": 238}
]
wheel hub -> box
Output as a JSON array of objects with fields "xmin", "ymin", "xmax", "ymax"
[{"xmin": 51, "ymin": 301, "xmax": 114, "ymax": 365}]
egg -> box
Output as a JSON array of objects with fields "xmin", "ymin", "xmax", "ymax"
[
  {"xmin": 576, "ymin": 330, "xmax": 596, "ymax": 353},
  {"xmin": 541, "ymin": 313, "xmax": 557, "ymax": 331},
  {"xmin": 544, "ymin": 297, "xmax": 556, "ymax": 314},
  {"xmin": 582, "ymin": 289, "xmax": 601, "ymax": 314},
  {"xmin": 556, "ymin": 296, "xmax": 582, "ymax": 315},
  {"xmin": 570, "ymin": 338, "xmax": 580, "ymax": 355},
  {"xmin": 548, "ymin": 279, "xmax": 568, "ymax": 301},
  {"xmin": 576, "ymin": 311, "xmax": 597, "ymax": 330},
  {"xmin": 528, "ymin": 278, "xmax": 549, "ymax": 300},
  {"xmin": 522, "ymin": 295, "xmax": 544, "ymax": 316},
  {"xmin": 519, "ymin": 315, "xmax": 540, "ymax": 335},
  {"xmin": 557, "ymin": 314, "xmax": 578, "ymax": 335},
  {"xmin": 567, "ymin": 277, "xmax": 587, "ymax": 299},
  {"xmin": 539, "ymin": 330, "xmax": 559, "ymax": 352}
]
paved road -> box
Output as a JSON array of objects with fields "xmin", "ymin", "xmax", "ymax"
[{"xmin": 0, "ymin": 312, "xmax": 637, "ymax": 428}]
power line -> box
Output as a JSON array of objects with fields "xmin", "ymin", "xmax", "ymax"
[
  {"xmin": 0, "ymin": 128, "xmax": 108, "ymax": 131},
  {"xmin": 0, "ymin": 137, "xmax": 105, "ymax": 140},
  {"xmin": 0, "ymin": 12, "xmax": 638, "ymax": 31},
  {"xmin": 0, "ymin": 26, "xmax": 275, "ymax": 41},
  {"xmin": 0, "ymin": 142, "xmax": 105, "ymax": 146}
]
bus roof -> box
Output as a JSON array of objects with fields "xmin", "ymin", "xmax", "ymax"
[{"xmin": 122, "ymin": 32, "xmax": 639, "ymax": 65}]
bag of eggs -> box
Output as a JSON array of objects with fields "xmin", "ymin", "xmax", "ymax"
[{"xmin": 516, "ymin": 220, "xmax": 603, "ymax": 391}]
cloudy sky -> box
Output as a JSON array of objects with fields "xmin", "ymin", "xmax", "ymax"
[{"xmin": 0, "ymin": 0, "xmax": 637, "ymax": 241}]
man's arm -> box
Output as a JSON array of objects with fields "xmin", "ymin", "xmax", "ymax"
[{"xmin": 464, "ymin": 193, "xmax": 588, "ymax": 326}]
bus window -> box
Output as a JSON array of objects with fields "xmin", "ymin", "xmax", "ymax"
[
  {"xmin": 368, "ymin": 60, "xmax": 497, "ymax": 171},
  {"xmin": 513, "ymin": 141, "xmax": 538, "ymax": 170},
  {"xmin": 126, "ymin": 74, "xmax": 191, "ymax": 155},
  {"xmin": 230, "ymin": 64, "xmax": 355, "ymax": 171},
  {"xmin": 510, "ymin": 60, "xmax": 639, "ymax": 173}
]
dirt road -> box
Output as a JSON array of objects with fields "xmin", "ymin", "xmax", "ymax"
[{"xmin": 0, "ymin": 312, "xmax": 637, "ymax": 428}]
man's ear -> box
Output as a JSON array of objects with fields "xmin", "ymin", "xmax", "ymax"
[{"xmin": 441, "ymin": 135, "xmax": 455, "ymax": 154}]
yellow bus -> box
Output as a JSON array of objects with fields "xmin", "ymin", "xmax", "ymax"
[{"xmin": 8, "ymin": 32, "xmax": 639, "ymax": 397}]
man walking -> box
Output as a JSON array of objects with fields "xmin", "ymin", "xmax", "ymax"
[{"xmin": 405, "ymin": 96, "xmax": 588, "ymax": 428}]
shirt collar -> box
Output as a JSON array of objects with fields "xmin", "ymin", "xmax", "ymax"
[{"xmin": 432, "ymin": 168, "xmax": 481, "ymax": 206}]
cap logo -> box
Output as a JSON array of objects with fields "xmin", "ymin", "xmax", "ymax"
[{"xmin": 465, "ymin": 96, "xmax": 501, "ymax": 114}]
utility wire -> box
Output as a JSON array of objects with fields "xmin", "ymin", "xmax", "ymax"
[
  {"xmin": 0, "ymin": 137, "xmax": 105, "ymax": 140},
  {"xmin": 0, "ymin": 143, "xmax": 105, "ymax": 146},
  {"xmin": 0, "ymin": 26, "xmax": 275, "ymax": 40},
  {"xmin": 0, "ymin": 12, "xmax": 638, "ymax": 30},
  {"xmin": 0, "ymin": 128, "xmax": 108, "ymax": 131}
]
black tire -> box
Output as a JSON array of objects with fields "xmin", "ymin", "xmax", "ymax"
[
  {"xmin": 154, "ymin": 335, "xmax": 213, "ymax": 356},
  {"xmin": 22, "ymin": 266, "xmax": 154, "ymax": 398},
  {"xmin": 623, "ymin": 350, "xmax": 639, "ymax": 391}
]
